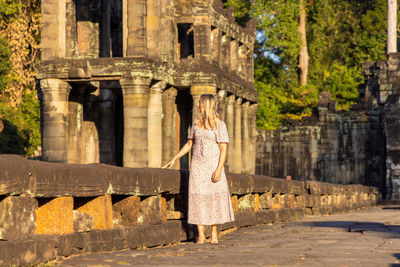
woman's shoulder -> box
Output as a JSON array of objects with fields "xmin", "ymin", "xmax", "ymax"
[{"xmin": 216, "ymin": 119, "xmax": 225, "ymax": 125}]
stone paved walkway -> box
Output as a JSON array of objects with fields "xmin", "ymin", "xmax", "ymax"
[{"xmin": 56, "ymin": 205, "xmax": 400, "ymax": 266}]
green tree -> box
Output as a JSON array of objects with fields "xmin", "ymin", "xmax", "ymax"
[
  {"xmin": 0, "ymin": 0, "xmax": 41, "ymax": 156},
  {"xmin": 0, "ymin": 37, "xmax": 10, "ymax": 93},
  {"xmin": 226, "ymin": 0, "xmax": 389, "ymax": 129}
]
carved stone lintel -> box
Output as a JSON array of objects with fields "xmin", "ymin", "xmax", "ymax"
[
  {"xmin": 39, "ymin": 79, "xmax": 71, "ymax": 96},
  {"xmin": 120, "ymin": 76, "xmax": 151, "ymax": 95}
]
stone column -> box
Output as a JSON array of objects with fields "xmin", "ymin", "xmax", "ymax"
[
  {"xmin": 238, "ymin": 45, "xmax": 247, "ymax": 79},
  {"xmin": 41, "ymin": 0, "xmax": 66, "ymax": 60},
  {"xmin": 120, "ymin": 76, "xmax": 151, "ymax": 167},
  {"xmin": 124, "ymin": 0, "xmax": 147, "ymax": 56},
  {"xmin": 147, "ymin": 0, "xmax": 161, "ymax": 59},
  {"xmin": 241, "ymin": 101, "xmax": 250, "ymax": 173},
  {"xmin": 221, "ymin": 34, "xmax": 230, "ymax": 69},
  {"xmin": 250, "ymin": 104, "xmax": 259, "ymax": 174},
  {"xmin": 148, "ymin": 81, "xmax": 166, "ymax": 168},
  {"xmin": 190, "ymin": 85, "xmax": 216, "ymax": 122},
  {"xmin": 230, "ymin": 39, "xmax": 238, "ymax": 73},
  {"xmin": 216, "ymin": 90, "xmax": 227, "ymax": 121},
  {"xmin": 211, "ymin": 27, "xmax": 220, "ymax": 64},
  {"xmin": 388, "ymin": 0, "xmax": 397, "ymax": 53},
  {"xmin": 247, "ymin": 47, "xmax": 254, "ymax": 83},
  {"xmin": 67, "ymin": 88, "xmax": 84, "ymax": 164},
  {"xmin": 233, "ymin": 97, "xmax": 242, "ymax": 173},
  {"xmin": 194, "ymin": 17, "xmax": 211, "ymax": 62},
  {"xmin": 65, "ymin": 0, "xmax": 77, "ymax": 58},
  {"xmin": 160, "ymin": 0, "xmax": 174, "ymax": 62},
  {"xmin": 40, "ymin": 79, "xmax": 71, "ymax": 162},
  {"xmin": 162, "ymin": 87, "xmax": 178, "ymax": 166},
  {"xmin": 225, "ymin": 95, "xmax": 235, "ymax": 170}
]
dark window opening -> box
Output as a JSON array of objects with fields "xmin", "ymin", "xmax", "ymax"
[{"xmin": 178, "ymin": 24, "xmax": 194, "ymax": 59}]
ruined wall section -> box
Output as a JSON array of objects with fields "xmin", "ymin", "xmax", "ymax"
[
  {"xmin": 256, "ymin": 93, "xmax": 386, "ymax": 194},
  {"xmin": 363, "ymin": 53, "xmax": 400, "ymax": 199}
]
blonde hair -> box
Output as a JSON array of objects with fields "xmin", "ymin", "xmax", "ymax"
[{"xmin": 197, "ymin": 94, "xmax": 220, "ymax": 130}]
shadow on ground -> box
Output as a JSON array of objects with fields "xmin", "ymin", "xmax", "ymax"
[{"xmin": 298, "ymin": 221, "xmax": 400, "ymax": 238}]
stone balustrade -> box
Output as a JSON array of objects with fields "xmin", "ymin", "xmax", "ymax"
[{"xmin": 0, "ymin": 155, "xmax": 379, "ymax": 265}]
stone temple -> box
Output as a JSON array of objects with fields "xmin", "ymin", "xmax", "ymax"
[{"xmin": 37, "ymin": 0, "xmax": 258, "ymax": 173}]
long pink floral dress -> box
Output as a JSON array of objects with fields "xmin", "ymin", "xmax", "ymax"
[{"xmin": 187, "ymin": 119, "xmax": 235, "ymax": 225}]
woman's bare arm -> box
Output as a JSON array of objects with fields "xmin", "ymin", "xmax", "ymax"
[
  {"xmin": 161, "ymin": 139, "xmax": 194, "ymax": 168},
  {"xmin": 212, "ymin": 142, "xmax": 228, "ymax": 182}
]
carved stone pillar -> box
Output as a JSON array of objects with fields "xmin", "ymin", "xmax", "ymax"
[
  {"xmin": 190, "ymin": 85, "xmax": 216, "ymax": 121},
  {"xmin": 147, "ymin": 0, "xmax": 161, "ymax": 59},
  {"xmin": 148, "ymin": 81, "xmax": 165, "ymax": 167},
  {"xmin": 216, "ymin": 89, "xmax": 227, "ymax": 121},
  {"xmin": 241, "ymin": 101, "xmax": 250, "ymax": 173},
  {"xmin": 194, "ymin": 17, "xmax": 211, "ymax": 62},
  {"xmin": 41, "ymin": 0, "xmax": 66, "ymax": 60},
  {"xmin": 238, "ymin": 45, "xmax": 247, "ymax": 79},
  {"xmin": 40, "ymin": 79, "xmax": 71, "ymax": 162},
  {"xmin": 162, "ymin": 87, "xmax": 178, "ymax": 166},
  {"xmin": 124, "ymin": 0, "xmax": 147, "ymax": 56},
  {"xmin": 233, "ymin": 97, "xmax": 242, "ymax": 173},
  {"xmin": 221, "ymin": 34, "xmax": 230, "ymax": 69},
  {"xmin": 225, "ymin": 95, "xmax": 235, "ymax": 170},
  {"xmin": 230, "ymin": 39, "xmax": 238, "ymax": 73},
  {"xmin": 249, "ymin": 103, "xmax": 258, "ymax": 174},
  {"xmin": 67, "ymin": 88, "xmax": 85, "ymax": 164},
  {"xmin": 120, "ymin": 76, "xmax": 151, "ymax": 167},
  {"xmin": 211, "ymin": 27, "xmax": 220, "ymax": 64}
]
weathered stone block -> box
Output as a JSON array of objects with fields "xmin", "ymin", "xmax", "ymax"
[
  {"xmin": 282, "ymin": 194, "xmax": 296, "ymax": 209},
  {"xmin": 306, "ymin": 195, "xmax": 322, "ymax": 208},
  {"xmin": 166, "ymin": 210, "xmax": 183, "ymax": 220},
  {"xmin": 238, "ymin": 194, "xmax": 255, "ymax": 211},
  {"xmin": 0, "ymin": 236, "xmax": 57, "ymax": 266},
  {"xmin": 0, "ymin": 196, "xmax": 37, "ymax": 240},
  {"xmin": 35, "ymin": 197, "xmax": 73, "ymax": 234},
  {"xmin": 254, "ymin": 209, "xmax": 279, "ymax": 224},
  {"xmin": 271, "ymin": 194, "xmax": 282, "ymax": 209},
  {"xmin": 138, "ymin": 195, "xmax": 163, "ymax": 225},
  {"xmin": 76, "ymin": 195, "xmax": 113, "ymax": 229},
  {"xmin": 73, "ymin": 210, "xmax": 94, "ymax": 232},
  {"xmin": 112, "ymin": 196, "xmax": 140, "ymax": 226},
  {"xmin": 0, "ymin": 155, "xmax": 32, "ymax": 195},
  {"xmin": 231, "ymin": 195, "xmax": 239, "ymax": 212},
  {"xmin": 295, "ymin": 195, "xmax": 306, "ymax": 208},
  {"xmin": 259, "ymin": 192, "xmax": 272, "ymax": 209},
  {"xmin": 83, "ymin": 228, "xmax": 126, "ymax": 253}
]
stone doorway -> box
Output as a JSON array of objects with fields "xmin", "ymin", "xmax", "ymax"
[{"xmin": 66, "ymin": 81, "xmax": 123, "ymax": 166}]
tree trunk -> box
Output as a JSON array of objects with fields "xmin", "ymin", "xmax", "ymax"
[
  {"xmin": 388, "ymin": 0, "xmax": 397, "ymax": 53},
  {"xmin": 298, "ymin": 0, "xmax": 309, "ymax": 86}
]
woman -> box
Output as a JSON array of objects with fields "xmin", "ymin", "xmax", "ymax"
[{"xmin": 162, "ymin": 94, "xmax": 235, "ymax": 244}]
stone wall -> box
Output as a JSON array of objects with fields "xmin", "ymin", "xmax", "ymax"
[
  {"xmin": 363, "ymin": 53, "xmax": 400, "ymax": 200},
  {"xmin": 256, "ymin": 92, "xmax": 386, "ymax": 194},
  {"xmin": 0, "ymin": 155, "xmax": 379, "ymax": 265}
]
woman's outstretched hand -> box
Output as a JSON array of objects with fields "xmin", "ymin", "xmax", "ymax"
[
  {"xmin": 211, "ymin": 169, "xmax": 221, "ymax": 183},
  {"xmin": 162, "ymin": 159, "xmax": 176, "ymax": 169}
]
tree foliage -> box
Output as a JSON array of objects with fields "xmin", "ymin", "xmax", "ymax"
[
  {"xmin": 226, "ymin": 0, "xmax": 390, "ymax": 129},
  {"xmin": 0, "ymin": 0, "xmax": 41, "ymax": 156}
]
